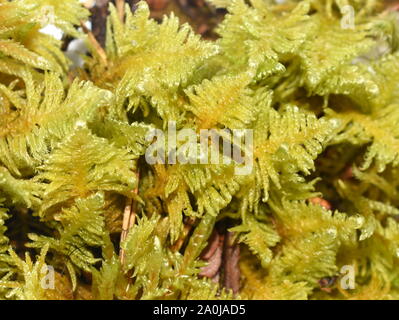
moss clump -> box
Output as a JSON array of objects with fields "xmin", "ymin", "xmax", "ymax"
[{"xmin": 1, "ymin": 0, "xmax": 399, "ymax": 300}]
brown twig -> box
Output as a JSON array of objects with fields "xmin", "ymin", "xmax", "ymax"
[
  {"xmin": 340, "ymin": 166, "xmax": 354, "ymax": 180},
  {"xmin": 200, "ymin": 229, "xmax": 220, "ymax": 260},
  {"xmin": 199, "ymin": 230, "xmax": 224, "ymax": 279},
  {"xmin": 199, "ymin": 245, "xmax": 223, "ymax": 279},
  {"xmin": 171, "ymin": 217, "xmax": 196, "ymax": 252},
  {"xmin": 80, "ymin": 21, "xmax": 108, "ymax": 65},
  {"xmin": 319, "ymin": 276, "xmax": 338, "ymax": 293},
  {"xmin": 88, "ymin": 0, "xmax": 110, "ymax": 49},
  {"xmin": 197, "ymin": 228, "xmax": 241, "ymax": 294},
  {"xmin": 309, "ymin": 197, "xmax": 332, "ymax": 211},
  {"xmin": 115, "ymin": 0, "xmax": 126, "ymax": 22},
  {"xmin": 119, "ymin": 171, "xmax": 139, "ymax": 265},
  {"xmin": 222, "ymin": 231, "xmax": 240, "ymax": 295},
  {"xmin": 147, "ymin": 0, "xmax": 170, "ymax": 11},
  {"xmin": 119, "ymin": 199, "xmax": 132, "ymax": 264}
]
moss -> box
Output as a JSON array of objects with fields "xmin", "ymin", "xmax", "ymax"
[{"xmin": 1, "ymin": 0, "xmax": 399, "ymax": 300}]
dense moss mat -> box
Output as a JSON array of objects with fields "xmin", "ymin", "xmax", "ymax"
[{"xmin": 1, "ymin": 0, "xmax": 399, "ymax": 299}]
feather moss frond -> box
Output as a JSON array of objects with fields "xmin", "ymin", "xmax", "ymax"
[
  {"xmin": 28, "ymin": 193, "xmax": 106, "ymax": 275},
  {"xmin": 253, "ymin": 105, "xmax": 336, "ymax": 201},
  {"xmin": 22, "ymin": 0, "xmax": 89, "ymax": 37},
  {"xmin": 121, "ymin": 214, "xmax": 228, "ymax": 299},
  {"xmin": 298, "ymin": 15, "xmax": 375, "ymax": 91},
  {"xmin": 216, "ymin": 0, "xmax": 313, "ymax": 77},
  {"xmin": 34, "ymin": 126, "xmax": 137, "ymax": 217},
  {"xmin": 165, "ymin": 162, "xmax": 246, "ymax": 217},
  {"xmin": 240, "ymin": 258, "xmax": 310, "ymax": 300},
  {"xmin": 230, "ymin": 215, "xmax": 280, "ymax": 267},
  {"xmin": 184, "ymin": 73, "xmax": 255, "ymax": 130},
  {"xmin": 87, "ymin": 2, "xmax": 218, "ymax": 121},
  {"xmin": 0, "ymin": 197, "xmax": 11, "ymax": 276},
  {"xmin": 2, "ymin": 244, "xmax": 50, "ymax": 300},
  {"xmin": 89, "ymin": 119, "xmax": 153, "ymax": 157},
  {"xmin": 270, "ymin": 199, "xmax": 363, "ymax": 244},
  {"xmin": 0, "ymin": 166, "xmax": 39, "ymax": 209},
  {"xmin": 0, "ymin": 72, "xmax": 113, "ymax": 176},
  {"xmin": 328, "ymin": 103, "xmax": 399, "ymax": 172},
  {"xmin": 269, "ymin": 230, "xmax": 340, "ymax": 287},
  {"xmin": 145, "ymin": 161, "xmax": 244, "ymax": 242},
  {"xmin": 0, "ymin": 0, "xmax": 88, "ymax": 77}
]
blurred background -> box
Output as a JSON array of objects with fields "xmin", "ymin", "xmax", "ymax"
[
  {"xmin": 85, "ymin": 0, "xmax": 227, "ymax": 44},
  {"xmin": 83, "ymin": 0, "xmax": 399, "ymax": 46}
]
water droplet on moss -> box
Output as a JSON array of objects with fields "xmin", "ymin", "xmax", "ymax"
[
  {"xmin": 326, "ymin": 227, "xmax": 337, "ymax": 238},
  {"xmin": 75, "ymin": 120, "xmax": 87, "ymax": 128},
  {"xmin": 351, "ymin": 214, "xmax": 365, "ymax": 229}
]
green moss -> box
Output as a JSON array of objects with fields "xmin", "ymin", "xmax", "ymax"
[{"xmin": 1, "ymin": 0, "xmax": 399, "ymax": 300}]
